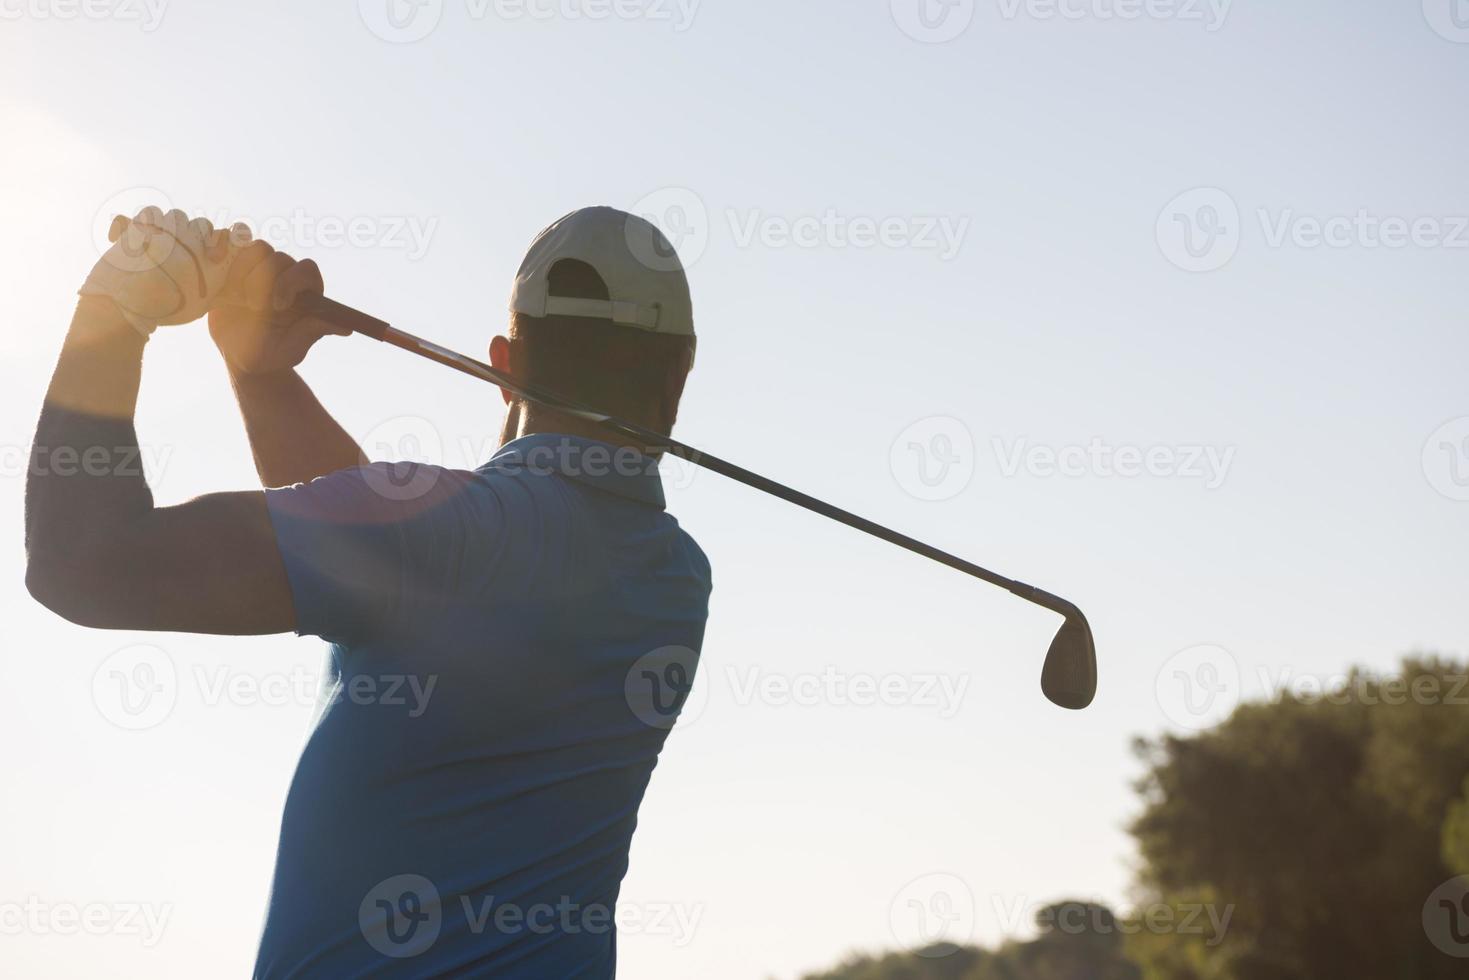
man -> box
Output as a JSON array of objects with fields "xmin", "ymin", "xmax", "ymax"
[{"xmin": 25, "ymin": 205, "xmax": 711, "ymax": 977}]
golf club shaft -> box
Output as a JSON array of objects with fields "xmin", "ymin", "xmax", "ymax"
[{"xmin": 306, "ymin": 296, "xmax": 1068, "ymax": 617}]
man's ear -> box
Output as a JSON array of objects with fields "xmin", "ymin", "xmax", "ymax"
[{"xmin": 489, "ymin": 335, "xmax": 513, "ymax": 406}]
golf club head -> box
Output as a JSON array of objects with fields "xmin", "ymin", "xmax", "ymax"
[
  {"xmin": 1016, "ymin": 589, "xmax": 1097, "ymax": 710},
  {"xmin": 1041, "ymin": 613, "xmax": 1097, "ymax": 710}
]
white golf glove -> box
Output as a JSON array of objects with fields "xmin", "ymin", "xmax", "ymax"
[{"xmin": 79, "ymin": 206, "xmax": 247, "ymax": 335}]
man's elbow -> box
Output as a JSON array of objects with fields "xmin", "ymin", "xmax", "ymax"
[{"xmin": 25, "ymin": 556, "xmax": 112, "ymax": 628}]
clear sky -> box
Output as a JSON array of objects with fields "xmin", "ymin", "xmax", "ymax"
[{"xmin": 2, "ymin": 1, "xmax": 1467, "ymax": 977}]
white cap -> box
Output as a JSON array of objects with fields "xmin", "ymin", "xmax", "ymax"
[{"xmin": 509, "ymin": 207, "xmax": 696, "ymax": 353}]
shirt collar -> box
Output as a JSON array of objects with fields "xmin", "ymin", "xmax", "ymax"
[{"xmin": 484, "ymin": 433, "xmax": 667, "ymax": 510}]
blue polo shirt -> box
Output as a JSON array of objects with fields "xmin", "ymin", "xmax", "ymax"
[{"xmin": 253, "ymin": 434, "xmax": 711, "ymax": 978}]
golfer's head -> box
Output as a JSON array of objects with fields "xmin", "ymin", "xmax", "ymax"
[{"xmin": 493, "ymin": 207, "xmax": 696, "ymax": 435}]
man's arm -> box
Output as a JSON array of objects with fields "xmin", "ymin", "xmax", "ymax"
[
  {"xmin": 208, "ymin": 242, "xmax": 363, "ymax": 487},
  {"xmin": 225, "ymin": 368, "xmax": 365, "ymax": 488},
  {"xmin": 25, "ymin": 296, "xmax": 297, "ymax": 634}
]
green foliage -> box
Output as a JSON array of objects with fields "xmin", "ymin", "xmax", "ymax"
[
  {"xmin": 1442, "ymin": 776, "xmax": 1469, "ymax": 875},
  {"xmin": 800, "ymin": 902, "xmax": 1140, "ymax": 980},
  {"xmin": 800, "ymin": 657, "xmax": 1469, "ymax": 980},
  {"xmin": 1130, "ymin": 657, "xmax": 1469, "ymax": 979}
]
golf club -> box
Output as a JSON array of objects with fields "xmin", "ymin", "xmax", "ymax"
[{"xmin": 302, "ymin": 294, "xmax": 1098, "ymax": 710}]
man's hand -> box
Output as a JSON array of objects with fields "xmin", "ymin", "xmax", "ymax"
[
  {"xmin": 79, "ymin": 207, "xmax": 242, "ymax": 336},
  {"xmin": 209, "ymin": 240, "xmax": 351, "ymax": 375}
]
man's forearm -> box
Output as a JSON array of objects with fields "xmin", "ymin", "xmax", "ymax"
[{"xmin": 227, "ymin": 367, "xmax": 364, "ymax": 488}]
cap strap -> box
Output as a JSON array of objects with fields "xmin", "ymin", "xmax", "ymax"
[{"xmin": 544, "ymin": 296, "xmax": 662, "ymax": 331}]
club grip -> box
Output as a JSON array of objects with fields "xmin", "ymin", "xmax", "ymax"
[{"xmin": 300, "ymin": 295, "xmax": 392, "ymax": 341}]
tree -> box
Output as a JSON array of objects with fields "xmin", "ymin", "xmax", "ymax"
[
  {"xmin": 1129, "ymin": 657, "xmax": 1469, "ymax": 979},
  {"xmin": 800, "ymin": 902, "xmax": 1140, "ymax": 980},
  {"xmin": 798, "ymin": 657, "xmax": 1469, "ymax": 980}
]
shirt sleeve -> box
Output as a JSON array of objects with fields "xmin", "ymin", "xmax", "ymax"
[{"xmin": 264, "ymin": 462, "xmax": 501, "ymax": 644}]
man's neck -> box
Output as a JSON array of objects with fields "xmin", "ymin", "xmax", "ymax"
[{"xmin": 497, "ymin": 402, "xmax": 665, "ymax": 455}]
